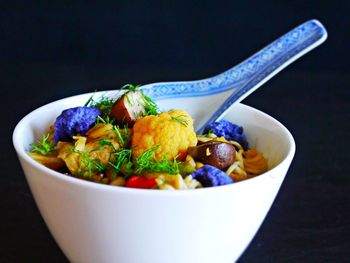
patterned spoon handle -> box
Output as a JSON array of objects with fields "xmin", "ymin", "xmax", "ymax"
[
  {"xmin": 196, "ymin": 19, "xmax": 327, "ymax": 132},
  {"xmin": 140, "ymin": 19, "xmax": 327, "ymax": 131}
]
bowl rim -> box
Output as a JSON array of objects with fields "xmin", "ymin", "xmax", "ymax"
[{"xmin": 13, "ymin": 92, "xmax": 296, "ymax": 196}]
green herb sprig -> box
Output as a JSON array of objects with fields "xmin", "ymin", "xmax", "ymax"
[
  {"xmin": 72, "ymin": 148, "xmax": 108, "ymax": 177},
  {"xmin": 85, "ymin": 94, "xmax": 115, "ymax": 116},
  {"xmin": 171, "ymin": 116, "xmax": 189, "ymax": 127},
  {"xmin": 134, "ymin": 146, "xmax": 181, "ymax": 175},
  {"xmin": 121, "ymin": 84, "xmax": 140, "ymax": 92},
  {"xmin": 143, "ymin": 94, "xmax": 159, "ymax": 116},
  {"xmin": 94, "ymin": 138, "xmax": 116, "ymax": 151},
  {"xmin": 109, "ymin": 148, "xmax": 133, "ymax": 176},
  {"xmin": 96, "ymin": 115, "xmax": 115, "ymax": 124},
  {"xmin": 113, "ymin": 125, "xmax": 130, "ymax": 147},
  {"xmin": 30, "ymin": 133, "xmax": 55, "ymax": 155}
]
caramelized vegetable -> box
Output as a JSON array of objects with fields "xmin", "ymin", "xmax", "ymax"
[
  {"xmin": 110, "ymin": 90, "xmax": 148, "ymax": 127},
  {"xmin": 28, "ymin": 152, "xmax": 65, "ymax": 170},
  {"xmin": 188, "ymin": 141, "xmax": 236, "ymax": 170}
]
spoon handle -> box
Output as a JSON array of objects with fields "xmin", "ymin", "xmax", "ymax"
[
  {"xmin": 142, "ymin": 20, "xmax": 327, "ymax": 103},
  {"xmin": 195, "ymin": 19, "xmax": 327, "ymax": 133}
]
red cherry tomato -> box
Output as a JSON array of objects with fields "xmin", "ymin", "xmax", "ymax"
[{"xmin": 125, "ymin": 175, "xmax": 157, "ymax": 189}]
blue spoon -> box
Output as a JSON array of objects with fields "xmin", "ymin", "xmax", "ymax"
[{"xmin": 140, "ymin": 19, "xmax": 327, "ymax": 133}]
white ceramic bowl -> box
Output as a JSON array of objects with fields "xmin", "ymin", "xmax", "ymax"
[{"xmin": 13, "ymin": 91, "xmax": 295, "ymax": 263}]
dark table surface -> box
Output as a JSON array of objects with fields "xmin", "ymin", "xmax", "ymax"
[{"xmin": 1, "ymin": 1, "xmax": 350, "ymax": 262}]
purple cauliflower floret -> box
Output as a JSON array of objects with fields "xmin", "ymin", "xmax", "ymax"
[
  {"xmin": 53, "ymin": 106, "xmax": 101, "ymax": 143},
  {"xmin": 203, "ymin": 120, "xmax": 248, "ymax": 149},
  {"xmin": 191, "ymin": 164, "xmax": 234, "ymax": 187}
]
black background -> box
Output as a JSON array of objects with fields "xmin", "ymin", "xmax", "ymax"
[{"xmin": 2, "ymin": 1, "xmax": 350, "ymax": 262}]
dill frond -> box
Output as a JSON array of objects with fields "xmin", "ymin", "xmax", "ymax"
[
  {"xmin": 96, "ymin": 115, "xmax": 114, "ymax": 124},
  {"xmin": 142, "ymin": 93, "xmax": 159, "ymax": 116},
  {"xmin": 110, "ymin": 148, "xmax": 133, "ymax": 175},
  {"xmin": 86, "ymin": 94, "xmax": 115, "ymax": 116},
  {"xmin": 121, "ymin": 84, "xmax": 140, "ymax": 92},
  {"xmin": 72, "ymin": 148, "xmax": 107, "ymax": 177},
  {"xmin": 30, "ymin": 133, "xmax": 55, "ymax": 155},
  {"xmin": 134, "ymin": 146, "xmax": 181, "ymax": 175},
  {"xmin": 94, "ymin": 138, "xmax": 116, "ymax": 152},
  {"xmin": 171, "ymin": 116, "xmax": 189, "ymax": 127},
  {"xmin": 112, "ymin": 125, "xmax": 129, "ymax": 147}
]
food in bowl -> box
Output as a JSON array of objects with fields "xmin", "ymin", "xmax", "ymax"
[
  {"xmin": 28, "ymin": 85, "xmax": 268, "ymax": 189},
  {"xmin": 13, "ymin": 89, "xmax": 295, "ymax": 263}
]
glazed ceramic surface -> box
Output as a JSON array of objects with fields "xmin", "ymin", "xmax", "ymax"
[
  {"xmin": 141, "ymin": 19, "xmax": 327, "ymax": 132},
  {"xmin": 13, "ymin": 90, "xmax": 295, "ymax": 263}
]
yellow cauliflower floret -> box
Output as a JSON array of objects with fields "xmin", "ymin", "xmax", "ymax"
[{"xmin": 132, "ymin": 110, "xmax": 197, "ymax": 161}]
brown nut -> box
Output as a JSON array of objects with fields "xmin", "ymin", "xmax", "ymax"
[{"xmin": 188, "ymin": 141, "xmax": 236, "ymax": 170}]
